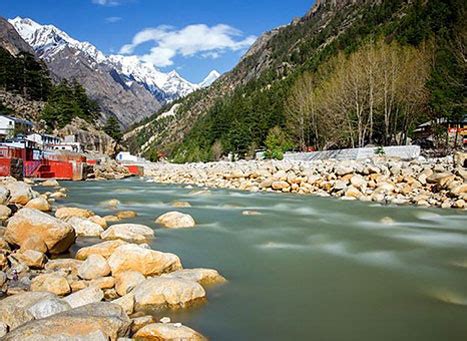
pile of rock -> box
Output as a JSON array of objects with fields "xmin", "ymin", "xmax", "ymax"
[
  {"xmin": 0, "ymin": 177, "xmax": 223, "ymax": 340},
  {"xmin": 89, "ymin": 159, "xmax": 132, "ymax": 181},
  {"xmin": 146, "ymin": 154, "xmax": 467, "ymax": 209}
]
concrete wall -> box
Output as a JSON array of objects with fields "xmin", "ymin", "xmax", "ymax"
[{"xmin": 280, "ymin": 145, "xmax": 421, "ymax": 162}]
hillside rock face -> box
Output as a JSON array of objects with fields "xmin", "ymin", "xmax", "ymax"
[
  {"xmin": 0, "ymin": 17, "xmax": 33, "ymax": 56},
  {"xmin": 0, "ymin": 90, "xmax": 45, "ymax": 120},
  {"xmin": 57, "ymin": 118, "xmax": 117, "ymax": 156},
  {"xmin": 37, "ymin": 44, "xmax": 161, "ymax": 128}
]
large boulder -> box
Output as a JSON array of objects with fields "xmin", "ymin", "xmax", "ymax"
[
  {"xmin": 67, "ymin": 216, "xmax": 104, "ymax": 237},
  {"xmin": 134, "ymin": 323, "xmax": 206, "ymax": 341},
  {"xmin": 64, "ymin": 286, "xmax": 104, "ymax": 308},
  {"xmin": 5, "ymin": 208, "xmax": 76, "ymax": 254},
  {"xmin": 133, "ymin": 277, "xmax": 206, "ymax": 310},
  {"xmin": 155, "ymin": 211, "xmax": 196, "ymax": 229},
  {"xmin": 78, "ymin": 254, "xmax": 111, "ymax": 280},
  {"xmin": 115, "ymin": 271, "xmax": 146, "ymax": 296},
  {"xmin": 108, "ymin": 244, "xmax": 182, "ymax": 276},
  {"xmin": 75, "ymin": 240, "xmax": 127, "ymax": 261},
  {"xmin": 6, "ymin": 181, "xmax": 35, "ymax": 205},
  {"xmin": 101, "ymin": 224, "xmax": 155, "ymax": 243},
  {"xmin": 31, "ymin": 273, "xmax": 71, "ymax": 296},
  {"xmin": 0, "ymin": 291, "xmax": 70, "ymax": 330},
  {"xmin": 55, "ymin": 207, "xmax": 94, "ymax": 220},
  {"xmin": 2, "ymin": 302, "xmax": 131, "ymax": 341},
  {"xmin": 25, "ymin": 196, "xmax": 51, "ymax": 212},
  {"xmin": 162, "ymin": 268, "xmax": 226, "ymax": 286}
]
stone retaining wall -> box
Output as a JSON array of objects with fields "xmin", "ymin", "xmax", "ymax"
[{"xmin": 281, "ymin": 145, "xmax": 421, "ymax": 162}]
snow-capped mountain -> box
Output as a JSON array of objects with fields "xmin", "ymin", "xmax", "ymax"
[
  {"xmin": 199, "ymin": 70, "xmax": 221, "ymax": 88},
  {"xmin": 10, "ymin": 17, "xmax": 106, "ymax": 63},
  {"xmin": 8, "ymin": 17, "xmax": 218, "ymax": 106}
]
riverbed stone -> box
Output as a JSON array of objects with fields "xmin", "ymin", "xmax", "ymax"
[
  {"xmin": 13, "ymin": 250, "xmax": 46, "ymax": 269},
  {"xmin": 171, "ymin": 201, "xmax": 192, "ymax": 208},
  {"xmin": 5, "ymin": 208, "xmax": 76, "ymax": 254},
  {"xmin": 0, "ymin": 186, "xmax": 9, "ymax": 205},
  {"xmin": 91, "ymin": 276, "xmax": 116, "ymax": 290},
  {"xmin": 108, "ymin": 244, "xmax": 182, "ymax": 276},
  {"xmin": 75, "ymin": 240, "xmax": 128, "ymax": 261},
  {"xmin": 0, "ymin": 205, "xmax": 11, "ymax": 222},
  {"xmin": 64, "ymin": 285, "xmax": 105, "ymax": 308},
  {"xmin": 113, "ymin": 293, "xmax": 135, "ymax": 315},
  {"xmin": 133, "ymin": 277, "xmax": 206, "ymax": 310},
  {"xmin": 161, "ymin": 268, "xmax": 226, "ymax": 286},
  {"xmin": 25, "ymin": 196, "xmax": 51, "ymax": 212},
  {"xmin": 0, "ymin": 291, "xmax": 70, "ymax": 330},
  {"xmin": 78, "ymin": 254, "xmax": 111, "ymax": 280},
  {"xmin": 155, "ymin": 211, "xmax": 196, "ymax": 229},
  {"xmin": 31, "ymin": 273, "xmax": 71, "ymax": 296},
  {"xmin": 45, "ymin": 258, "xmax": 83, "ymax": 276},
  {"xmin": 116, "ymin": 210, "xmax": 138, "ymax": 219},
  {"xmin": 134, "ymin": 323, "xmax": 207, "ymax": 341},
  {"xmin": 41, "ymin": 179, "xmax": 60, "ymax": 187},
  {"xmin": 6, "ymin": 181, "xmax": 35, "ymax": 205},
  {"xmin": 2, "ymin": 302, "xmax": 132, "ymax": 341},
  {"xmin": 115, "ymin": 270, "xmax": 146, "ymax": 296},
  {"xmin": 101, "ymin": 224, "xmax": 155, "ymax": 243},
  {"xmin": 89, "ymin": 215, "xmax": 108, "ymax": 229},
  {"xmin": 67, "ymin": 216, "xmax": 105, "ymax": 237},
  {"xmin": 55, "ymin": 207, "xmax": 94, "ymax": 220}
]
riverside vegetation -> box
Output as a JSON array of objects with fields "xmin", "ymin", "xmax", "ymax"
[{"xmin": 0, "ymin": 177, "xmax": 224, "ymax": 340}]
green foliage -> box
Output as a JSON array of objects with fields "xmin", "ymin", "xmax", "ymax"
[
  {"xmin": 0, "ymin": 102, "xmax": 13, "ymax": 115},
  {"xmin": 104, "ymin": 115, "xmax": 122, "ymax": 142},
  {"xmin": 144, "ymin": 0, "xmax": 466, "ymax": 161},
  {"xmin": 375, "ymin": 146, "xmax": 386, "ymax": 156},
  {"xmin": 0, "ymin": 47, "xmax": 52, "ymax": 101},
  {"xmin": 264, "ymin": 126, "xmax": 292, "ymax": 160},
  {"xmin": 40, "ymin": 80, "xmax": 99, "ymax": 130}
]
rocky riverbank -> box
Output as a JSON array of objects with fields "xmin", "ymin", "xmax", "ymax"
[
  {"xmin": 0, "ymin": 177, "xmax": 222, "ymax": 340},
  {"xmin": 145, "ymin": 153, "xmax": 467, "ymax": 210}
]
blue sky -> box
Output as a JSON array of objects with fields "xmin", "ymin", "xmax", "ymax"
[{"xmin": 1, "ymin": 0, "xmax": 314, "ymax": 83}]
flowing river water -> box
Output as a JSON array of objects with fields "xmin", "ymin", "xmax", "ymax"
[{"xmin": 60, "ymin": 178, "xmax": 467, "ymax": 341}]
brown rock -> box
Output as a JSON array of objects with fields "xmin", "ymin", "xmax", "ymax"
[
  {"xmin": 75, "ymin": 240, "xmax": 128, "ymax": 261},
  {"xmin": 5, "ymin": 208, "xmax": 76, "ymax": 254},
  {"xmin": 25, "ymin": 197, "xmax": 51, "ymax": 212},
  {"xmin": 108, "ymin": 244, "xmax": 182, "ymax": 276},
  {"xmin": 115, "ymin": 270, "xmax": 145, "ymax": 296},
  {"xmin": 55, "ymin": 207, "xmax": 94, "ymax": 220},
  {"xmin": 31, "ymin": 273, "xmax": 71, "ymax": 296},
  {"xmin": 134, "ymin": 323, "xmax": 206, "ymax": 341}
]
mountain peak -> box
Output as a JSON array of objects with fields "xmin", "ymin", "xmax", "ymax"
[{"xmin": 199, "ymin": 70, "xmax": 221, "ymax": 88}]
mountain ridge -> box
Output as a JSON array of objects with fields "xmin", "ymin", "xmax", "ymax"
[{"xmin": 8, "ymin": 17, "xmax": 220, "ymax": 127}]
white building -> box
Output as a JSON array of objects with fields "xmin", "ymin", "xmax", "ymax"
[
  {"xmin": 0, "ymin": 115, "xmax": 33, "ymax": 140},
  {"xmin": 116, "ymin": 152, "xmax": 139, "ymax": 163}
]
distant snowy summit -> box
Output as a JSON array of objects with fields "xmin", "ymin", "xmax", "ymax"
[{"xmin": 8, "ymin": 17, "xmax": 221, "ymax": 102}]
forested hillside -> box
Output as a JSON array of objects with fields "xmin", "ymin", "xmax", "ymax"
[{"xmin": 129, "ymin": 0, "xmax": 466, "ymax": 162}]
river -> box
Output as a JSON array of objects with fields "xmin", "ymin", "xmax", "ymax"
[{"xmin": 60, "ymin": 178, "xmax": 467, "ymax": 340}]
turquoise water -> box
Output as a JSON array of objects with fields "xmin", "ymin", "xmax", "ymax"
[{"xmin": 60, "ymin": 178, "xmax": 467, "ymax": 340}]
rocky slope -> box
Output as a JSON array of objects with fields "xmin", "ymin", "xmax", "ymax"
[
  {"xmin": 0, "ymin": 17, "xmax": 33, "ymax": 56},
  {"xmin": 125, "ymin": 0, "xmax": 378, "ymax": 155}
]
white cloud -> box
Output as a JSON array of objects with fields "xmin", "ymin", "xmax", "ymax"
[
  {"xmin": 119, "ymin": 24, "xmax": 256, "ymax": 67},
  {"xmin": 92, "ymin": 0, "xmax": 121, "ymax": 6},
  {"xmin": 105, "ymin": 16, "xmax": 122, "ymax": 23}
]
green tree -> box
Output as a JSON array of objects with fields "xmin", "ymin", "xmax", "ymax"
[
  {"xmin": 104, "ymin": 115, "xmax": 122, "ymax": 142},
  {"xmin": 264, "ymin": 126, "xmax": 292, "ymax": 160}
]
